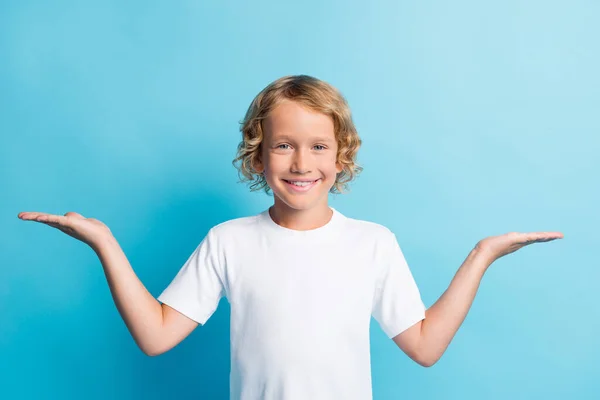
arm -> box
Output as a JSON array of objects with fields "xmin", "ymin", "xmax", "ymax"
[
  {"xmin": 392, "ymin": 247, "xmax": 492, "ymax": 367},
  {"xmin": 17, "ymin": 211, "xmax": 198, "ymax": 357},
  {"xmin": 393, "ymin": 231, "xmax": 563, "ymax": 367},
  {"xmin": 95, "ymin": 235, "xmax": 199, "ymax": 356}
]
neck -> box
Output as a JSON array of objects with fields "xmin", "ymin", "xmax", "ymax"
[{"xmin": 269, "ymin": 201, "xmax": 333, "ymax": 231}]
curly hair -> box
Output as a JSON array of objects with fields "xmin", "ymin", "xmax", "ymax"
[{"xmin": 232, "ymin": 74, "xmax": 363, "ymax": 195}]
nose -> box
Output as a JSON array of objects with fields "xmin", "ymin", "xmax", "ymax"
[{"xmin": 291, "ymin": 148, "xmax": 312, "ymax": 174}]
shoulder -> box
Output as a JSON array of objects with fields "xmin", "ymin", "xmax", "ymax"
[
  {"xmin": 340, "ymin": 212, "xmax": 395, "ymax": 240},
  {"xmin": 207, "ymin": 213, "xmax": 262, "ymax": 239},
  {"xmin": 191, "ymin": 214, "xmax": 263, "ymax": 260},
  {"xmin": 334, "ymin": 211, "xmax": 400, "ymax": 257}
]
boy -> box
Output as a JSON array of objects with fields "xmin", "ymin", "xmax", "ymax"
[{"xmin": 18, "ymin": 75, "xmax": 563, "ymax": 400}]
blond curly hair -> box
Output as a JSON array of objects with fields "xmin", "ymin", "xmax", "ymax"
[{"xmin": 232, "ymin": 75, "xmax": 363, "ymax": 195}]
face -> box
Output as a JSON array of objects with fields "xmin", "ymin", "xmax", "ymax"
[{"xmin": 255, "ymin": 99, "xmax": 343, "ymax": 212}]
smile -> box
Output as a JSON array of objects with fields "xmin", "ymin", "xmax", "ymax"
[{"xmin": 282, "ymin": 179, "xmax": 321, "ymax": 192}]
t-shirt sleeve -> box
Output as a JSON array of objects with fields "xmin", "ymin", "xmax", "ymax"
[
  {"xmin": 157, "ymin": 228, "xmax": 225, "ymax": 325},
  {"xmin": 371, "ymin": 229, "xmax": 426, "ymax": 338}
]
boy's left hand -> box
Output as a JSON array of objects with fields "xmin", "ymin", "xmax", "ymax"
[{"xmin": 476, "ymin": 231, "xmax": 564, "ymax": 262}]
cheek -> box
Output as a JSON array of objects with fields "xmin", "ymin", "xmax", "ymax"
[{"xmin": 323, "ymin": 157, "xmax": 339, "ymax": 173}]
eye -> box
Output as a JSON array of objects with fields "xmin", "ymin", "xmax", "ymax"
[
  {"xmin": 314, "ymin": 144, "xmax": 326, "ymax": 151},
  {"xmin": 277, "ymin": 144, "xmax": 291, "ymax": 150}
]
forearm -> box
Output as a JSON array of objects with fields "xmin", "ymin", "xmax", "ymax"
[
  {"xmin": 94, "ymin": 235, "xmax": 164, "ymax": 355},
  {"xmin": 419, "ymin": 247, "xmax": 495, "ymax": 365}
]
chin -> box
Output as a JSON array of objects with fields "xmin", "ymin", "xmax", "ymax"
[{"xmin": 272, "ymin": 186, "xmax": 332, "ymax": 211}]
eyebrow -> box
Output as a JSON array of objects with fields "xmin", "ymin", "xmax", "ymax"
[{"xmin": 271, "ymin": 135, "xmax": 334, "ymax": 143}]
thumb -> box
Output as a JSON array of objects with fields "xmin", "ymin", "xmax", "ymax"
[{"xmin": 64, "ymin": 212, "xmax": 85, "ymax": 219}]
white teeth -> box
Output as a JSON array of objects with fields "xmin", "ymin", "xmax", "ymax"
[{"xmin": 288, "ymin": 180, "xmax": 316, "ymax": 187}]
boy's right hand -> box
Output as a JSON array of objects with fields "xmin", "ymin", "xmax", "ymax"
[{"xmin": 18, "ymin": 211, "xmax": 113, "ymax": 252}]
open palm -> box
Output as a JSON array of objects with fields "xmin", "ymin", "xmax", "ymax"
[
  {"xmin": 476, "ymin": 231, "xmax": 564, "ymax": 260},
  {"xmin": 18, "ymin": 211, "xmax": 112, "ymax": 251}
]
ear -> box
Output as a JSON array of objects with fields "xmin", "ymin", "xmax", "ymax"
[
  {"xmin": 335, "ymin": 160, "xmax": 344, "ymax": 174},
  {"xmin": 254, "ymin": 157, "xmax": 264, "ymax": 174}
]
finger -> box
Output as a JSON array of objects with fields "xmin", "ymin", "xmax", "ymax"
[
  {"xmin": 19, "ymin": 212, "xmax": 51, "ymax": 220},
  {"xmin": 29, "ymin": 214, "xmax": 68, "ymax": 226},
  {"xmin": 526, "ymin": 232, "xmax": 563, "ymax": 243},
  {"xmin": 19, "ymin": 212, "xmax": 84, "ymax": 221},
  {"xmin": 40, "ymin": 221, "xmax": 62, "ymax": 229},
  {"xmin": 38, "ymin": 214, "xmax": 68, "ymax": 224},
  {"xmin": 64, "ymin": 212, "xmax": 84, "ymax": 219},
  {"xmin": 536, "ymin": 232, "xmax": 563, "ymax": 239}
]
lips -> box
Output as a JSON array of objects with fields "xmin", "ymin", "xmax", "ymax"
[
  {"xmin": 282, "ymin": 178, "xmax": 321, "ymax": 192},
  {"xmin": 282, "ymin": 179, "xmax": 319, "ymax": 184}
]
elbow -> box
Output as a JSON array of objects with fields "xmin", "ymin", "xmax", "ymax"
[
  {"xmin": 142, "ymin": 342, "xmax": 169, "ymax": 357},
  {"xmin": 143, "ymin": 349, "xmax": 158, "ymax": 357},
  {"xmin": 141, "ymin": 346, "xmax": 156, "ymax": 357},
  {"xmin": 134, "ymin": 333, "xmax": 167, "ymax": 357},
  {"xmin": 419, "ymin": 358, "xmax": 436, "ymax": 368},
  {"xmin": 143, "ymin": 347, "xmax": 163, "ymax": 357},
  {"xmin": 417, "ymin": 353, "xmax": 440, "ymax": 368},
  {"xmin": 140, "ymin": 342, "xmax": 164, "ymax": 357}
]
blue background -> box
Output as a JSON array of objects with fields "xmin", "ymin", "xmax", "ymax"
[{"xmin": 2, "ymin": 1, "xmax": 598, "ymax": 399}]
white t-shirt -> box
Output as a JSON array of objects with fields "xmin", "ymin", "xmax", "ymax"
[{"xmin": 157, "ymin": 207, "xmax": 426, "ymax": 400}]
